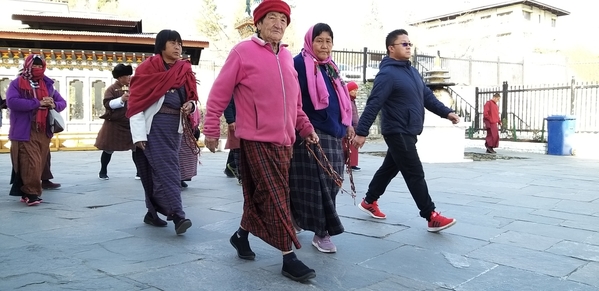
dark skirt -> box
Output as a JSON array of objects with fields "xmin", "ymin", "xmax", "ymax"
[
  {"xmin": 289, "ymin": 129, "xmax": 345, "ymax": 237},
  {"xmin": 239, "ymin": 139, "xmax": 300, "ymax": 251},
  {"xmin": 133, "ymin": 112, "xmax": 184, "ymax": 219},
  {"xmin": 485, "ymin": 121, "xmax": 500, "ymax": 149},
  {"xmin": 41, "ymin": 151, "xmax": 53, "ymax": 180},
  {"xmin": 95, "ymin": 118, "xmax": 134, "ymax": 151}
]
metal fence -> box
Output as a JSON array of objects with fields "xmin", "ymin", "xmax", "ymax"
[
  {"xmin": 318, "ymin": 47, "xmax": 599, "ymax": 141},
  {"xmin": 411, "ymin": 50, "xmax": 527, "ymax": 86},
  {"xmin": 332, "ymin": 48, "xmax": 477, "ymax": 138},
  {"xmin": 330, "ymin": 48, "xmax": 386, "ymax": 84},
  {"xmin": 474, "ymin": 79, "xmax": 599, "ymax": 141}
]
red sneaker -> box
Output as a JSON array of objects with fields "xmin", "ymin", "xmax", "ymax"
[
  {"xmin": 427, "ymin": 211, "xmax": 456, "ymax": 232},
  {"xmin": 358, "ymin": 199, "xmax": 386, "ymax": 219}
]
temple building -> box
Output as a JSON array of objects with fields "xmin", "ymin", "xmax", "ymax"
[{"xmin": 0, "ymin": 0, "xmax": 209, "ymax": 151}]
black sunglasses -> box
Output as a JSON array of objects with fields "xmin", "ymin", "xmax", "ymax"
[{"xmin": 393, "ymin": 42, "xmax": 413, "ymax": 47}]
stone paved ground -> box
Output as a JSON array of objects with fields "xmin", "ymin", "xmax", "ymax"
[{"xmin": 1, "ymin": 140, "xmax": 598, "ymax": 291}]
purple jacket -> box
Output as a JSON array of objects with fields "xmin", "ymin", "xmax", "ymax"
[{"xmin": 6, "ymin": 76, "xmax": 67, "ymax": 141}]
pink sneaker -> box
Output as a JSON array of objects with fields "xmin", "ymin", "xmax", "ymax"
[{"xmin": 312, "ymin": 235, "xmax": 337, "ymax": 253}]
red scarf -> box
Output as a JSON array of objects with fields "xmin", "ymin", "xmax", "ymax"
[
  {"xmin": 19, "ymin": 54, "xmax": 49, "ymax": 130},
  {"xmin": 126, "ymin": 55, "xmax": 198, "ymax": 118}
]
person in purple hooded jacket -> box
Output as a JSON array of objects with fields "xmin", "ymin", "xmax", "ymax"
[{"xmin": 6, "ymin": 54, "xmax": 66, "ymax": 206}]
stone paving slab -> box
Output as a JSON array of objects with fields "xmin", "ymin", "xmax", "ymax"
[
  {"xmin": 1, "ymin": 140, "xmax": 599, "ymax": 290},
  {"xmin": 454, "ymin": 265, "xmax": 598, "ymax": 291},
  {"xmin": 468, "ymin": 242, "xmax": 587, "ymax": 277}
]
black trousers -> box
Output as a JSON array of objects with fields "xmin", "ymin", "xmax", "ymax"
[
  {"xmin": 226, "ymin": 150, "xmax": 234, "ymax": 166},
  {"xmin": 365, "ymin": 133, "xmax": 435, "ymax": 219}
]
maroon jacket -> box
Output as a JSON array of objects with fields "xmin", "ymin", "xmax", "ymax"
[{"xmin": 483, "ymin": 100, "xmax": 500, "ymax": 125}]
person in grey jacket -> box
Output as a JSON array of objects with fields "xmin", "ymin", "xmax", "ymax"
[{"xmin": 352, "ymin": 29, "xmax": 460, "ymax": 232}]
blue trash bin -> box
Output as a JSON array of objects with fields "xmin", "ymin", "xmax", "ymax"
[{"xmin": 546, "ymin": 115, "xmax": 576, "ymax": 156}]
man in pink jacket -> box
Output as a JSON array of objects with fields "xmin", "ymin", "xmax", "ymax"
[{"xmin": 203, "ymin": 0, "xmax": 319, "ymax": 282}]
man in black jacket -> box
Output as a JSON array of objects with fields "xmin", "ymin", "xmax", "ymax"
[{"xmin": 352, "ymin": 29, "xmax": 460, "ymax": 232}]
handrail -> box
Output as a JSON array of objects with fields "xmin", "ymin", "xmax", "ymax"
[
  {"xmin": 413, "ymin": 60, "xmax": 476, "ymax": 122},
  {"xmin": 508, "ymin": 112, "xmax": 531, "ymax": 130}
]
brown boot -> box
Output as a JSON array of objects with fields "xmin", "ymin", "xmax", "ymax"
[{"xmin": 42, "ymin": 180, "xmax": 61, "ymax": 189}]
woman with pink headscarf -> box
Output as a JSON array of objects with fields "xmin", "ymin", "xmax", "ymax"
[
  {"xmin": 289, "ymin": 23, "xmax": 354, "ymax": 254},
  {"xmin": 6, "ymin": 54, "xmax": 66, "ymax": 206}
]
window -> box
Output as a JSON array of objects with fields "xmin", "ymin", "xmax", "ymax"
[
  {"xmin": 481, "ymin": 15, "xmax": 491, "ymax": 20},
  {"xmin": 91, "ymin": 80, "xmax": 106, "ymax": 121},
  {"xmin": 497, "ymin": 11, "xmax": 512, "ymax": 24},
  {"xmin": 551, "ymin": 18, "xmax": 556, "ymax": 27},
  {"xmin": 68, "ymin": 80, "xmax": 84, "ymax": 121},
  {"xmin": 538, "ymin": 15, "xmax": 541, "ymax": 23},
  {"xmin": 523, "ymin": 11, "xmax": 531, "ymax": 20}
]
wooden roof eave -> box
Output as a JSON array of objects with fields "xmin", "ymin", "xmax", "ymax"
[
  {"xmin": 12, "ymin": 14, "xmax": 140, "ymax": 29},
  {"xmin": 0, "ymin": 30, "xmax": 209, "ymax": 49}
]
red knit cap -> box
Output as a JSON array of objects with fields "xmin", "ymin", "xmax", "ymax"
[
  {"xmin": 253, "ymin": 0, "xmax": 291, "ymax": 25},
  {"xmin": 347, "ymin": 81, "xmax": 359, "ymax": 92}
]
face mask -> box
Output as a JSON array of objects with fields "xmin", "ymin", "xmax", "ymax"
[{"xmin": 31, "ymin": 67, "xmax": 44, "ymax": 80}]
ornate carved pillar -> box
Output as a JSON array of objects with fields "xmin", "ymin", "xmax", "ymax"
[{"xmin": 235, "ymin": 0, "xmax": 262, "ymax": 38}]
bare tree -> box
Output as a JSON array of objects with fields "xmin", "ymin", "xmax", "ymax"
[
  {"xmin": 96, "ymin": 0, "xmax": 118, "ymax": 11},
  {"xmin": 564, "ymin": 47, "xmax": 599, "ymax": 82},
  {"xmin": 361, "ymin": 0, "xmax": 385, "ymax": 52},
  {"xmin": 67, "ymin": 0, "xmax": 118, "ymax": 12},
  {"xmin": 196, "ymin": 0, "xmax": 243, "ymax": 59}
]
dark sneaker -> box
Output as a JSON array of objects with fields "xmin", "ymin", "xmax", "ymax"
[
  {"xmin": 291, "ymin": 218, "xmax": 303, "ymax": 234},
  {"xmin": 351, "ymin": 166, "xmax": 361, "ymax": 171},
  {"xmin": 358, "ymin": 199, "xmax": 387, "ymax": 219},
  {"xmin": 41, "ymin": 180, "xmax": 61, "ymax": 189},
  {"xmin": 25, "ymin": 195, "xmax": 42, "ymax": 206},
  {"xmin": 98, "ymin": 172, "xmax": 109, "ymax": 180},
  {"xmin": 227, "ymin": 163, "xmax": 240, "ymax": 179},
  {"xmin": 224, "ymin": 168, "xmax": 235, "ymax": 178},
  {"xmin": 174, "ymin": 218, "xmax": 192, "ymax": 235},
  {"xmin": 427, "ymin": 211, "xmax": 456, "ymax": 232},
  {"xmin": 282, "ymin": 255, "xmax": 316, "ymax": 282},
  {"xmin": 143, "ymin": 212, "xmax": 167, "ymax": 227},
  {"xmin": 230, "ymin": 232, "xmax": 255, "ymax": 260}
]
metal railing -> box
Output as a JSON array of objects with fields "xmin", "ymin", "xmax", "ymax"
[
  {"xmin": 475, "ymin": 79, "xmax": 599, "ymax": 141},
  {"xmin": 412, "ymin": 59, "xmax": 476, "ymax": 124}
]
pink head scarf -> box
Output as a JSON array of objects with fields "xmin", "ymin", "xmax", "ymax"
[{"xmin": 301, "ymin": 25, "xmax": 352, "ymax": 127}]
